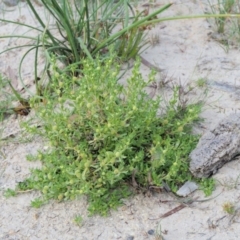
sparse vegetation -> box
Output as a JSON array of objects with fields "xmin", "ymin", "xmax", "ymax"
[
  {"xmin": 149, "ymin": 33, "xmax": 160, "ymax": 47},
  {"xmin": 222, "ymin": 201, "xmax": 235, "ymax": 214},
  {"xmin": 196, "ymin": 78, "xmax": 208, "ymax": 88},
  {"xmin": 73, "ymin": 215, "xmax": 83, "ymax": 226},
  {"xmin": 199, "ymin": 178, "xmax": 216, "ymax": 196},
  {"xmin": 0, "ymin": 0, "xmax": 172, "ymax": 79},
  {"xmin": 0, "ymin": 73, "xmax": 16, "ymax": 120},
  {"xmin": 207, "ymin": 0, "xmax": 240, "ymax": 46}
]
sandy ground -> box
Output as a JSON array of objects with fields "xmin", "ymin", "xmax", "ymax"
[{"xmin": 1, "ymin": 0, "xmax": 240, "ymax": 239}]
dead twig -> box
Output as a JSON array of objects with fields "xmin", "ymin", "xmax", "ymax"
[{"xmin": 149, "ymin": 197, "xmax": 199, "ymax": 220}]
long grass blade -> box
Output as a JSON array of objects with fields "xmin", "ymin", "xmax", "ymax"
[
  {"xmin": 0, "ymin": 44, "xmax": 37, "ymax": 55},
  {"xmin": 26, "ymin": 0, "xmax": 56, "ymax": 45},
  {"xmin": 93, "ymin": 3, "xmax": 172, "ymax": 54},
  {"xmin": 77, "ymin": 37, "xmax": 93, "ymax": 60}
]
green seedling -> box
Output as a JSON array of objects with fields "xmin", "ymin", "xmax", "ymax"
[
  {"xmin": 196, "ymin": 78, "xmax": 208, "ymax": 88},
  {"xmin": 4, "ymin": 189, "xmax": 17, "ymax": 198},
  {"xmin": 73, "ymin": 215, "xmax": 83, "ymax": 226},
  {"xmin": 222, "ymin": 201, "xmax": 235, "ymax": 214},
  {"xmin": 31, "ymin": 198, "xmax": 45, "ymax": 208},
  {"xmin": 199, "ymin": 178, "xmax": 216, "ymax": 196}
]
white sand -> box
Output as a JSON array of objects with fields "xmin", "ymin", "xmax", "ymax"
[{"xmin": 1, "ymin": 1, "xmax": 240, "ymax": 239}]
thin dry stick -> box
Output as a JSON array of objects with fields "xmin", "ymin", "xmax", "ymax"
[
  {"xmin": 149, "ymin": 197, "xmax": 199, "ymax": 220},
  {"xmin": 140, "ymin": 56, "xmax": 164, "ymax": 72}
]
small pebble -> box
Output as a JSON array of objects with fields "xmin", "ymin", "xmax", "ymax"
[
  {"xmin": 176, "ymin": 181, "xmax": 198, "ymax": 197},
  {"xmin": 148, "ymin": 229, "xmax": 155, "ymax": 235},
  {"xmin": 126, "ymin": 235, "xmax": 134, "ymax": 240},
  {"xmin": 12, "ymin": 165, "xmax": 21, "ymax": 173}
]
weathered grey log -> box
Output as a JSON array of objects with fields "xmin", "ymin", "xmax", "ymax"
[{"xmin": 190, "ymin": 113, "xmax": 240, "ymax": 178}]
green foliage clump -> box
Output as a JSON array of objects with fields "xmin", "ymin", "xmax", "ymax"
[
  {"xmin": 18, "ymin": 55, "xmax": 202, "ymax": 215},
  {"xmin": 200, "ymin": 178, "xmax": 216, "ymax": 196}
]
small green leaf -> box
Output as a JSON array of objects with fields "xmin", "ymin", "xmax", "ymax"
[{"xmin": 4, "ymin": 189, "xmax": 16, "ymax": 198}]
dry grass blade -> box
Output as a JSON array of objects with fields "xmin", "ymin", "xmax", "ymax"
[{"xmin": 6, "ymin": 67, "xmax": 31, "ymax": 116}]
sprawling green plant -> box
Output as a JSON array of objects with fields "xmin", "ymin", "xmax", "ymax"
[{"xmin": 6, "ymin": 55, "xmax": 203, "ymax": 215}]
